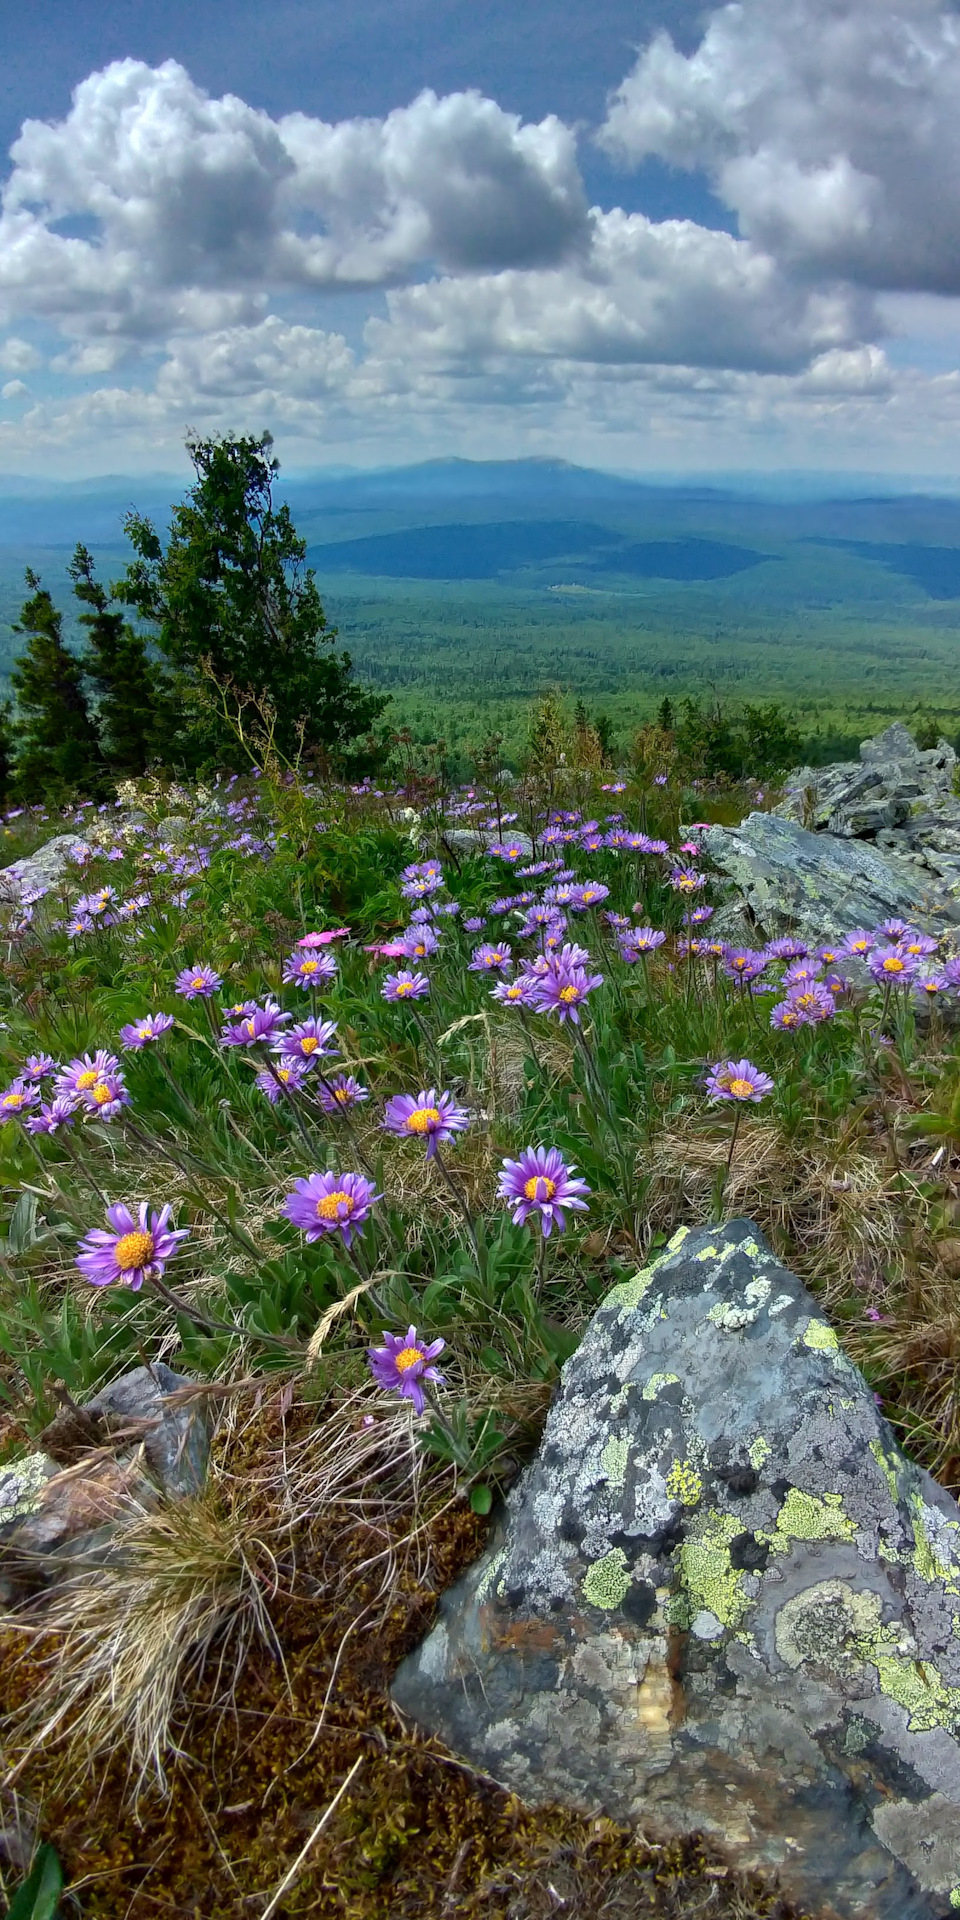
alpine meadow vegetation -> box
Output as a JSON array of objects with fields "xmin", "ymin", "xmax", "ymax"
[{"xmin": 0, "ymin": 460, "xmax": 958, "ymax": 1914}]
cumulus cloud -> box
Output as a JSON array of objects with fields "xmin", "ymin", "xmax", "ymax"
[
  {"xmin": 367, "ymin": 208, "xmax": 872, "ymax": 375},
  {"xmin": 600, "ymin": 0, "xmax": 960, "ymax": 293},
  {"xmin": 0, "ymin": 58, "xmax": 589, "ymax": 343}
]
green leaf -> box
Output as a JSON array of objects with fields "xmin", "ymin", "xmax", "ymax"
[
  {"xmin": 469, "ymin": 1484, "xmax": 493, "ymax": 1516},
  {"xmin": 6, "ymin": 1844, "xmax": 63, "ymax": 1920}
]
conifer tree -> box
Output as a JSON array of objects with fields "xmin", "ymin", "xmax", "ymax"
[
  {"xmin": 114, "ymin": 433, "xmax": 388, "ymax": 773},
  {"xmin": 10, "ymin": 572, "xmax": 106, "ymax": 802},
  {"xmin": 69, "ymin": 543, "xmax": 168, "ymax": 777}
]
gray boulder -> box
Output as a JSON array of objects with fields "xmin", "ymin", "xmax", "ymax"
[
  {"xmin": 0, "ymin": 832, "xmax": 89, "ymax": 901},
  {"xmin": 86, "ymin": 1362, "xmax": 210, "ymax": 1500},
  {"xmin": 393, "ymin": 1219, "xmax": 960, "ymax": 1920},
  {"xmin": 704, "ymin": 811, "xmax": 960, "ymax": 942}
]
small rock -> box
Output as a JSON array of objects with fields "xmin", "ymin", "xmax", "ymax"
[
  {"xmin": 86, "ymin": 1363, "xmax": 210, "ymax": 1500},
  {"xmin": 394, "ymin": 1219, "xmax": 960, "ymax": 1919}
]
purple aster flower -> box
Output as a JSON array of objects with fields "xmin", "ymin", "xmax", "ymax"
[
  {"xmin": 79, "ymin": 1070, "xmax": 131, "ymax": 1120},
  {"xmin": 382, "ymin": 969, "xmax": 430, "ymax": 1002},
  {"xmin": 221, "ymin": 1001, "xmax": 291, "ymax": 1046},
  {"xmin": 469, "ymin": 941, "xmax": 513, "ymax": 974},
  {"xmin": 915, "ymin": 970, "xmax": 949, "ymax": 1002},
  {"xmin": 822, "ymin": 972, "xmax": 849, "ymax": 998},
  {"xmin": 654, "ymin": 772, "xmax": 668, "ymax": 787},
  {"xmin": 770, "ymin": 1000, "xmax": 804, "ymax": 1030},
  {"xmin": 433, "ymin": 900, "xmax": 460, "ymax": 918},
  {"xmin": 786, "ymin": 983, "xmax": 836, "ymax": 1025},
  {"xmin": 868, "ymin": 946, "xmax": 918, "ymax": 984},
  {"xmin": 942, "ymin": 956, "xmax": 960, "ymax": 989},
  {"xmin": 497, "ymin": 1146, "xmax": 591, "ymax": 1239},
  {"xmin": 56, "ymin": 1050, "xmax": 120, "ymax": 1104},
  {"xmin": 765, "ymin": 937, "xmax": 810, "ymax": 962},
  {"xmin": 397, "ymin": 925, "xmax": 440, "ymax": 962},
  {"xmin": 519, "ymin": 904, "xmax": 563, "ymax": 934},
  {"xmin": 0, "ymin": 1079, "xmax": 39, "ymax": 1120},
  {"xmin": 408, "ymin": 905, "xmax": 434, "ymax": 924},
  {"xmin": 491, "ymin": 975, "xmax": 538, "ymax": 1007},
  {"xmin": 65, "ymin": 914, "xmax": 94, "ymax": 938},
  {"xmin": 223, "ymin": 1000, "xmax": 260, "ymax": 1020},
  {"xmin": 690, "ymin": 905, "xmax": 714, "ymax": 925},
  {"xmin": 282, "ymin": 949, "xmax": 338, "ymax": 989},
  {"xmin": 705, "ymin": 1058, "xmax": 774, "ymax": 1103},
  {"xmin": 366, "ymin": 1325, "xmax": 446, "ymax": 1415},
  {"xmin": 605, "ymin": 911, "xmax": 631, "ymax": 930},
  {"xmin": 282, "ymin": 1170, "xmax": 381, "ymax": 1247},
  {"xmin": 575, "ymin": 882, "xmax": 610, "ymax": 909},
  {"xmin": 900, "ymin": 931, "xmax": 939, "ymax": 958},
  {"xmin": 723, "ymin": 948, "xmax": 768, "ymax": 984},
  {"xmin": 26, "ymin": 1096, "xmax": 77, "ymax": 1134},
  {"xmin": 278, "ymin": 1017, "xmax": 339, "ymax": 1065},
  {"xmin": 783, "ymin": 959, "xmax": 822, "ymax": 990},
  {"xmin": 875, "ymin": 918, "xmax": 913, "ymax": 942},
  {"xmin": 530, "ymin": 958, "xmax": 604, "ymax": 1023},
  {"xmin": 487, "ymin": 840, "xmax": 527, "ymax": 863},
  {"xmin": 816, "ymin": 944, "xmax": 841, "ymax": 967},
  {"xmin": 22, "ymin": 1053, "xmax": 57, "ymax": 1081},
  {"xmin": 619, "ymin": 926, "xmax": 666, "ymax": 960},
  {"xmin": 256, "ymin": 1059, "xmax": 308, "ymax": 1103},
  {"xmin": 837, "ymin": 929, "xmax": 875, "ymax": 961},
  {"xmin": 120, "ymin": 1012, "xmax": 176, "ymax": 1050},
  {"xmin": 383, "ymin": 1087, "xmax": 470, "ymax": 1157},
  {"xmin": 401, "ymin": 868, "xmax": 444, "ymax": 900},
  {"xmin": 317, "ymin": 1073, "xmax": 370, "ymax": 1115},
  {"xmin": 76, "ymin": 1201, "xmax": 189, "ymax": 1291},
  {"xmin": 175, "ymin": 964, "xmax": 222, "ymax": 1000},
  {"xmin": 463, "ymin": 916, "xmax": 487, "ymax": 933}
]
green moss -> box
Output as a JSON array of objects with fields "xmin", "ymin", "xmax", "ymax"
[
  {"xmin": 765, "ymin": 1488, "xmax": 858, "ymax": 1553},
  {"xmin": 600, "ymin": 1435, "xmax": 630, "ymax": 1490},
  {"xmin": 582, "ymin": 1547, "xmax": 631, "ymax": 1611},
  {"xmin": 674, "ymin": 1511, "xmax": 750, "ymax": 1630}
]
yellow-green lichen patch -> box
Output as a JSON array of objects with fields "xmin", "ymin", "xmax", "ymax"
[
  {"xmin": 801, "ymin": 1319, "xmax": 840, "ymax": 1354},
  {"xmin": 909, "ymin": 1493, "xmax": 960, "ymax": 1592},
  {"xmin": 674, "ymin": 1511, "xmax": 751, "ymax": 1630},
  {"xmin": 694, "ymin": 1244, "xmax": 720, "ymax": 1262},
  {"xmin": 748, "ymin": 1435, "xmax": 771, "ymax": 1471},
  {"xmin": 606, "ymin": 1229, "xmax": 690, "ymax": 1313},
  {"xmin": 765, "ymin": 1488, "xmax": 858, "ymax": 1554},
  {"xmin": 706, "ymin": 1301, "xmax": 758, "ymax": 1331},
  {"xmin": 474, "ymin": 1547, "xmax": 507, "ymax": 1607},
  {"xmin": 869, "ymin": 1436, "xmax": 900, "ymax": 1505},
  {"xmin": 949, "ymin": 1885, "xmax": 960, "ymax": 1908},
  {"xmin": 608, "ymin": 1381, "xmax": 634, "ymax": 1416},
  {"xmin": 774, "ymin": 1580, "xmax": 881, "ymax": 1674},
  {"xmin": 600, "ymin": 1435, "xmax": 631, "ymax": 1490},
  {"xmin": 666, "ymin": 1460, "xmax": 703, "ymax": 1507},
  {"xmin": 641, "ymin": 1372, "xmax": 680, "ymax": 1401},
  {"xmin": 872, "ymin": 1654, "xmax": 960, "ymax": 1733},
  {"xmin": 0, "ymin": 1451, "xmax": 50, "ymax": 1525},
  {"xmin": 582, "ymin": 1548, "xmax": 631, "ymax": 1611}
]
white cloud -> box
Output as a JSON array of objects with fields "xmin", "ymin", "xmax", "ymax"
[
  {"xmin": 0, "ymin": 335, "xmax": 40, "ymax": 372},
  {"xmin": 600, "ymin": 0, "xmax": 960, "ymax": 293},
  {"xmin": 366, "ymin": 209, "xmax": 872, "ymax": 375},
  {"xmin": 0, "ymin": 59, "xmax": 589, "ymax": 345},
  {"xmin": 0, "ymin": 378, "xmax": 27, "ymax": 400},
  {"xmin": 154, "ymin": 317, "xmax": 354, "ymax": 402}
]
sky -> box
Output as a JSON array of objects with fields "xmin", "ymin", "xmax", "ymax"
[{"xmin": 2, "ymin": 0, "xmax": 960, "ymax": 478}]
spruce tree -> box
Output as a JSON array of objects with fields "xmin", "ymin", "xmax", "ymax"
[
  {"xmin": 114, "ymin": 433, "xmax": 389, "ymax": 773},
  {"xmin": 69, "ymin": 544, "xmax": 168, "ymax": 777},
  {"xmin": 10, "ymin": 572, "xmax": 106, "ymax": 802}
]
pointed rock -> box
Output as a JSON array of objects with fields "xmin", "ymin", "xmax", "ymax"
[{"xmin": 393, "ymin": 1220, "xmax": 960, "ymax": 1919}]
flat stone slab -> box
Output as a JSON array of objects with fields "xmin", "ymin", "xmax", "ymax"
[
  {"xmin": 393, "ymin": 1220, "xmax": 960, "ymax": 1919},
  {"xmin": 704, "ymin": 811, "xmax": 960, "ymax": 940}
]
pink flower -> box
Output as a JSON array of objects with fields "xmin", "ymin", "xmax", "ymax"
[{"xmin": 297, "ymin": 928, "xmax": 350, "ymax": 947}]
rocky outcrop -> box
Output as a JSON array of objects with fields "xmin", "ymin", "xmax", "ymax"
[
  {"xmin": 782, "ymin": 723, "xmax": 960, "ymax": 896},
  {"xmin": 0, "ymin": 831, "xmax": 90, "ymax": 901},
  {"xmin": 703, "ymin": 811, "xmax": 960, "ymax": 942},
  {"xmin": 0, "ymin": 1364, "xmax": 209, "ymax": 1607},
  {"xmin": 393, "ymin": 1220, "xmax": 960, "ymax": 1920}
]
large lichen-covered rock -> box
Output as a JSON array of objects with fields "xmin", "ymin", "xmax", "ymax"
[
  {"xmin": 393, "ymin": 1220, "xmax": 960, "ymax": 1920},
  {"xmin": 704, "ymin": 810, "xmax": 960, "ymax": 942}
]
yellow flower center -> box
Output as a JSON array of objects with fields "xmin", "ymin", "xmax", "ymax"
[
  {"xmin": 524, "ymin": 1175, "xmax": 556, "ymax": 1202},
  {"xmin": 114, "ymin": 1229, "xmax": 154, "ymax": 1271},
  {"xmin": 300, "ymin": 1035, "xmax": 319, "ymax": 1053},
  {"xmin": 406, "ymin": 1106, "xmax": 440, "ymax": 1132},
  {"xmin": 2, "ymin": 1092, "xmax": 24, "ymax": 1108},
  {"xmin": 137, "ymin": 1027, "xmax": 152, "ymax": 1039},
  {"xmin": 335, "ymin": 1087, "xmax": 351, "ymax": 1102},
  {"xmin": 505, "ymin": 985, "xmax": 523, "ymax": 999},
  {"xmin": 75, "ymin": 1069, "xmax": 98, "ymax": 1091},
  {"xmin": 395, "ymin": 981, "xmax": 416, "ymax": 996},
  {"xmin": 244, "ymin": 1019, "xmax": 257, "ymax": 1035},
  {"xmin": 316, "ymin": 1190, "xmax": 354, "ymax": 1220},
  {"xmin": 727, "ymin": 1077, "xmax": 755, "ymax": 1099},
  {"xmin": 300, "ymin": 958, "xmax": 320, "ymax": 974},
  {"xmin": 191, "ymin": 976, "xmax": 207, "ymax": 989},
  {"xmin": 558, "ymin": 984, "xmax": 580, "ymax": 1003},
  {"xmin": 395, "ymin": 1345, "xmax": 424, "ymax": 1372},
  {"xmin": 794, "ymin": 991, "xmax": 817, "ymax": 1009},
  {"xmin": 277, "ymin": 1067, "xmax": 292, "ymax": 1082},
  {"xmin": 91, "ymin": 1081, "xmax": 114, "ymax": 1105},
  {"xmin": 781, "ymin": 1009, "xmax": 799, "ymax": 1025},
  {"xmin": 882, "ymin": 956, "xmax": 904, "ymax": 972}
]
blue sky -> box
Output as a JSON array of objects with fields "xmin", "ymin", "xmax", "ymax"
[{"xmin": 1, "ymin": 0, "xmax": 959, "ymax": 477}]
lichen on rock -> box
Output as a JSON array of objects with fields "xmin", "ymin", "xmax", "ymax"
[{"xmin": 393, "ymin": 1216, "xmax": 960, "ymax": 1920}]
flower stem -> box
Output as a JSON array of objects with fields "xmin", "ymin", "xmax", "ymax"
[{"xmin": 432, "ymin": 1146, "xmax": 481, "ymax": 1269}]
